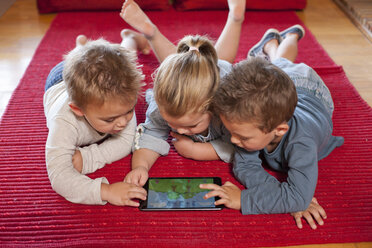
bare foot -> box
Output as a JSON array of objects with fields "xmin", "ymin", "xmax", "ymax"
[
  {"xmin": 120, "ymin": 0, "xmax": 156, "ymax": 39},
  {"xmin": 121, "ymin": 29, "xmax": 151, "ymax": 55},
  {"xmin": 228, "ymin": 0, "xmax": 246, "ymax": 23},
  {"xmin": 76, "ymin": 34, "xmax": 88, "ymax": 46}
]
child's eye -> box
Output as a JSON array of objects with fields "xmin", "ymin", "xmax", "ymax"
[
  {"xmin": 123, "ymin": 109, "xmax": 134, "ymax": 117},
  {"xmin": 104, "ymin": 118, "xmax": 115, "ymax": 123}
]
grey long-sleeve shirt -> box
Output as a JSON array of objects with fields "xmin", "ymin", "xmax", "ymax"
[
  {"xmin": 234, "ymin": 89, "xmax": 344, "ymax": 214},
  {"xmin": 44, "ymin": 82, "xmax": 136, "ymax": 205},
  {"xmin": 133, "ymin": 59, "xmax": 234, "ymax": 163}
]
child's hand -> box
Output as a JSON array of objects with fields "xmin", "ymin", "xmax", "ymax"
[
  {"xmin": 291, "ymin": 197, "xmax": 327, "ymax": 230},
  {"xmin": 170, "ymin": 131, "xmax": 195, "ymax": 158},
  {"xmin": 200, "ymin": 181, "xmax": 241, "ymax": 210},
  {"xmin": 124, "ymin": 166, "xmax": 149, "ymax": 186},
  {"xmin": 101, "ymin": 182, "xmax": 147, "ymax": 206},
  {"xmin": 72, "ymin": 150, "xmax": 83, "ymax": 173}
]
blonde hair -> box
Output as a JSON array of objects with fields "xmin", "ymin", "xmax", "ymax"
[
  {"xmin": 213, "ymin": 58, "xmax": 298, "ymax": 133},
  {"xmin": 153, "ymin": 35, "xmax": 219, "ymax": 117},
  {"xmin": 63, "ymin": 38, "xmax": 144, "ymax": 109}
]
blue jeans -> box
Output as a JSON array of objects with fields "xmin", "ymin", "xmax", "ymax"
[
  {"xmin": 45, "ymin": 61, "xmax": 65, "ymax": 91},
  {"xmin": 272, "ymin": 58, "xmax": 334, "ymax": 116}
]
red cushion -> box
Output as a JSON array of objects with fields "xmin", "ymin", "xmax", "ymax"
[
  {"xmin": 37, "ymin": 0, "xmax": 171, "ymax": 13},
  {"xmin": 174, "ymin": 0, "xmax": 306, "ymax": 11}
]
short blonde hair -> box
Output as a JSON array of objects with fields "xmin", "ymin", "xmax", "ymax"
[
  {"xmin": 63, "ymin": 38, "xmax": 144, "ymax": 109},
  {"xmin": 153, "ymin": 35, "xmax": 219, "ymax": 117}
]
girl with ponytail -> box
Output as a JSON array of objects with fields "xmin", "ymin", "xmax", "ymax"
[{"xmin": 120, "ymin": 0, "xmax": 246, "ymax": 186}]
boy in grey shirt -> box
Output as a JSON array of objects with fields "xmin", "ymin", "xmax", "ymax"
[{"xmin": 201, "ymin": 25, "xmax": 344, "ymax": 229}]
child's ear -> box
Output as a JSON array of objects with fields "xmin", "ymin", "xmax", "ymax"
[
  {"xmin": 68, "ymin": 102, "xmax": 85, "ymax": 117},
  {"xmin": 274, "ymin": 122, "xmax": 289, "ymax": 137}
]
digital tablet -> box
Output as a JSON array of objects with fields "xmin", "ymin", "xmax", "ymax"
[{"xmin": 139, "ymin": 177, "xmax": 223, "ymax": 211}]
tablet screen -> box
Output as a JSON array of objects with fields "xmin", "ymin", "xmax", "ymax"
[{"xmin": 140, "ymin": 177, "xmax": 223, "ymax": 211}]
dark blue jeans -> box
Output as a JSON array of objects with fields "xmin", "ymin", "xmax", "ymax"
[{"xmin": 45, "ymin": 61, "xmax": 65, "ymax": 91}]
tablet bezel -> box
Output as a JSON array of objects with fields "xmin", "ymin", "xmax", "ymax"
[{"xmin": 139, "ymin": 177, "xmax": 224, "ymax": 211}]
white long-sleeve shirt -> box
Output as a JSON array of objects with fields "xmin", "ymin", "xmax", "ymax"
[{"xmin": 43, "ymin": 82, "xmax": 136, "ymax": 205}]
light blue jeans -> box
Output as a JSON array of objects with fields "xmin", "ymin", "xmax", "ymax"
[
  {"xmin": 273, "ymin": 58, "xmax": 334, "ymax": 116},
  {"xmin": 45, "ymin": 61, "xmax": 65, "ymax": 91}
]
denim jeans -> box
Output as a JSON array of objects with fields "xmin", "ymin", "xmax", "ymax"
[
  {"xmin": 272, "ymin": 58, "xmax": 334, "ymax": 116},
  {"xmin": 45, "ymin": 61, "xmax": 65, "ymax": 91}
]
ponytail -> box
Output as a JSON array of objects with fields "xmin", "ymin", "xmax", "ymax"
[
  {"xmin": 154, "ymin": 35, "xmax": 220, "ymax": 117},
  {"xmin": 177, "ymin": 35, "xmax": 218, "ymax": 65}
]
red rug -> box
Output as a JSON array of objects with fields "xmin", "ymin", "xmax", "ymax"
[{"xmin": 0, "ymin": 10, "xmax": 371, "ymax": 247}]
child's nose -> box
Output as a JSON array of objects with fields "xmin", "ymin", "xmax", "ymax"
[
  {"xmin": 177, "ymin": 128, "xmax": 188, "ymax": 135},
  {"xmin": 230, "ymin": 136, "xmax": 240, "ymax": 145},
  {"xmin": 117, "ymin": 116, "xmax": 128, "ymax": 128}
]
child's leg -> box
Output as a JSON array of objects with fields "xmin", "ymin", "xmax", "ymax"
[
  {"xmin": 46, "ymin": 35, "xmax": 88, "ymax": 91},
  {"xmin": 248, "ymin": 29, "xmax": 280, "ymax": 60},
  {"xmin": 214, "ymin": 0, "xmax": 246, "ymax": 63},
  {"xmin": 274, "ymin": 33, "xmax": 299, "ymax": 62},
  {"xmin": 45, "ymin": 61, "xmax": 64, "ymax": 91},
  {"xmin": 263, "ymin": 39, "xmax": 279, "ymax": 60},
  {"xmin": 120, "ymin": 0, "xmax": 176, "ymax": 62},
  {"xmin": 262, "ymin": 33, "xmax": 298, "ymax": 62},
  {"xmin": 120, "ymin": 29, "xmax": 151, "ymax": 54},
  {"xmin": 275, "ymin": 25, "xmax": 305, "ymax": 62},
  {"xmin": 261, "ymin": 27, "xmax": 303, "ymax": 62}
]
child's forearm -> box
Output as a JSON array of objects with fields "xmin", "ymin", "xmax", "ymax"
[
  {"xmin": 131, "ymin": 148, "xmax": 160, "ymax": 171},
  {"xmin": 190, "ymin": 142, "xmax": 219, "ymax": 161}
]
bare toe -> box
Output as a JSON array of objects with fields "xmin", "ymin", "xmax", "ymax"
[{"xmin": 76, "ymin": 35, "xmax": 88, "ymax": 46}]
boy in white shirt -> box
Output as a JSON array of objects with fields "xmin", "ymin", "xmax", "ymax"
[{"xmin": 44, "ymin": 34, "xmax": 147, "ymax": 206}]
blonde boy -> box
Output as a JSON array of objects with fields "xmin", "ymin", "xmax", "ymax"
[{"xmin": 44, "ymin": 36, "xmax": 146, "ymax": 206}]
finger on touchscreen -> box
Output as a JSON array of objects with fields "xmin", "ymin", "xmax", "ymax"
[
  {"xmin": 199, "ymin": 183, "xmax": 220, "ymax": 190},
  {"xmin": 203, "ymin": 190, "xmax": 220, "ymax": 200},
  {"xmin": 205, "ymin": 188, "xmax": 226, "ymax": 199}
]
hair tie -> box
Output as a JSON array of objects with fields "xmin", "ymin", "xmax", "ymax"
[{"xmin": 189, "ymin": 46, "xmax": 199, "ymax": 52}]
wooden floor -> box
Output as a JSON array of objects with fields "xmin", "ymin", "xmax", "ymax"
[
  {"xmin": 0, "ymin": 0, "xmax": 371, "ymax": 247},
  {"xmin": 0, "ymin": 0, "xmax": 54, "ymax": 117},
  {"xmin": 297, "ymin": 0, "xmax": 372, "ymax": 109},
  {"xmin": 333, "ymin": 0, "xmax": 372, "ymax": 42}
]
